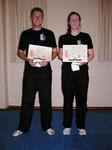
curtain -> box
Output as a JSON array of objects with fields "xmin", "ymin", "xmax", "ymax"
[
  {"xmin": 98, "ymin": 0, "xmax": 112, "ymax": 61},
  {"xmin": 6, "ymin": 0, "xmax": 47, "ymax": 62},
  {"xmin": 0, "ymin": 0, "xmax": 7, "ymax": 108}
]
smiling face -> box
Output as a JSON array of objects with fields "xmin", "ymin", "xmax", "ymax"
[
  {"xmin": 30, "ymin": 11, "xmax": 43, "ymax": 30},
  {"xmin": 69, "ymin": 14, "xmax": 81, "ymax": 31}
]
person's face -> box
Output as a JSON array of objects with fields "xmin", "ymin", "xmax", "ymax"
[
  {"xmin": 30, "ymin": 11, "xmax": 43, "ymax": 28},
  {"xmin": 69, "ymin": 14, "xmax": 81, "ymax": 30}
]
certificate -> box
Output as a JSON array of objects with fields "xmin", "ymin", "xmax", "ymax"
[
  {"xmin": 63, "ymin": 45, "xmax": 88, "ymax": 62},
  {"xmin": 28, "ymin": 44, "xmax": 52, "ymax": 61}
]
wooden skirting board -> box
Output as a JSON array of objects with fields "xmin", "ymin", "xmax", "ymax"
[{"xmin": 1, "ymin": 106, "xmax": 112, "ymax": 112}]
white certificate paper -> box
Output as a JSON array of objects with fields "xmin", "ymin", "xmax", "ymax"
[
  {"xmin": 28, "ymin": 44, "xmax": 52, "ymax": 61},
  {"xmin": 63, "ymin": 45, "xmax": 88, "ymax": 63}
]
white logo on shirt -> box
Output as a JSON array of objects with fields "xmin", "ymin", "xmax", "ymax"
[
  {"xmin": 40, "ymin": 33, "xmax": 46, "ymax": 41},
  {"xmin": 77, "ymin": 40, "xmax": 83, "ymax": 45}
]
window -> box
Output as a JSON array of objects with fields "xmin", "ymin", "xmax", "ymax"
[
  {"xmin": 98, "ymin": 0, "xmax": 112, "ymax": 61},
  {"xmin": 5, "ymin": 0, "xmax": 47, "ymax": 62}
]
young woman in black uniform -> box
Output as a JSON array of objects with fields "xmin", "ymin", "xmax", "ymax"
[{"xmin": 58, "ymin": 12, "xmax": 94, "ymax": 135}]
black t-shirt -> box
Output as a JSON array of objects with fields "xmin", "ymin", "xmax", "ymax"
[
  {"xmin": 18, "ymin": 28, "xmax": 57, "ymax": 71},
  {"xmin": 59, "ymin": 32, "xmax": 93, "ymax": 68},
  {"xmin": 18, "ymin": 28, "xmax": 57, "ymax": 56},
  {"xmin": 59, "ymin": 32, "xmax": 93, "ymax": 49}
]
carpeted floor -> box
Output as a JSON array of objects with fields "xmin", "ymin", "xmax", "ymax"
[{"xmin": 0, "ymin": 111, "xmax": 112, "ymax": 150}]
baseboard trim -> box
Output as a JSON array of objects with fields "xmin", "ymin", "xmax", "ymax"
[{"xmin": 1, "ymin": 106, "xmax": 112, "ymax": 112}]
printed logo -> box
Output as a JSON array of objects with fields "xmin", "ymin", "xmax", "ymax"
[
  {"xmin": 77, "ymin": 40, "xmax": 83, "ymax": 45},
  {"xmin": 40, "ymin": 33, "xmax": 46, "ymax": 41}
]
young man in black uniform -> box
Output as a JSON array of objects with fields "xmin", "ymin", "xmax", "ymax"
[{"xmin": 12, "ymin": 7, "xmax": 58, "ymax": 136}]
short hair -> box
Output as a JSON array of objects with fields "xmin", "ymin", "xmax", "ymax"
[{"xmin": 30, "ymin": 7, "xmax": 44, "ymax": 17}]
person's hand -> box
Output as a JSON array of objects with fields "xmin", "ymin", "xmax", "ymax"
[
  {"xmin": 38, "ymin": 61, "xmax": 49, "ymax": 66},
  {"xmin": 75, "ymin": 62, "xmax": 87, "ymax": 66},
  {"xmin": 28, "ymin": 59, "xmax": 37, "ymax": 67}
]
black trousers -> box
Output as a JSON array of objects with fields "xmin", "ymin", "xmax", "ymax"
[
  {"xmin": 18, "ymin": 65, "xmax": 52, "ymax": 132},
  {"xmin": 62, "ymin": 63, "xmax": 89, "ymax": 129}
]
